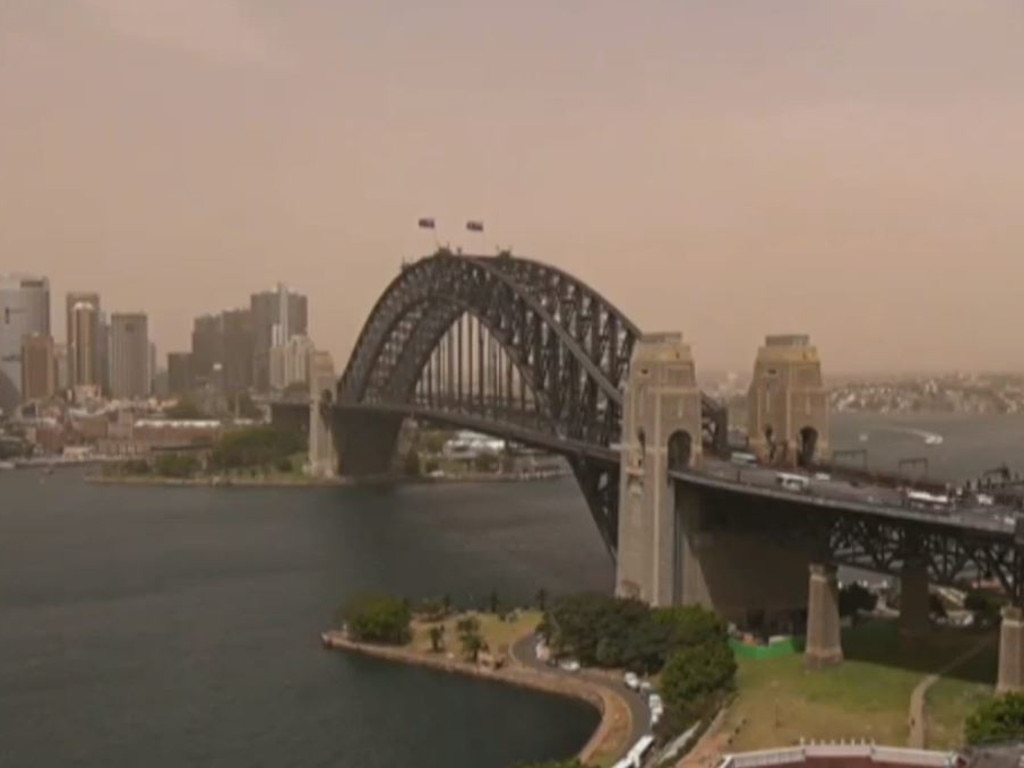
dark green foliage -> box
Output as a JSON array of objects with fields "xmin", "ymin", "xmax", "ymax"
[
  {"xmin": 428, "ymin": 625, "xmax": 445, "ymax": 652},
  {"xmin": 456, "ymin": 615, "xmax": 485, "ymax": 661},
  {"xmin": 965, "ymin": 590, "xmax": 1003, "ymax": 628},
  {"xmin": 473, "ymin": 453, "xmax": 500, "ymax": 472},
  {"xmin": 966, "ymin": 693, "xmax": 1024, "ymax": 745},
  {"xmin": 153, "ymin": 453, "xmax": 200, "ymax": 478},
  {"xmin": 535, "ymin": 587, "xmax": 548, "ymax": 612},
  {"xmin": 208, "ymin": 426, "xmax": 304, "ymax": 471},
  {"xmin": 340, "ymin": 594, "xmax": 412, "ymax": 645},
  {"xmin": 660, "ymin": 639, "xmax": 737, "ymax": 721},
  {"xmin": 838, "ymin": 583, "xmax": 878, "ymax": 618},
  {"xmin": 164, "ymin": 398, "xmax": 206, "ymax": 419}
]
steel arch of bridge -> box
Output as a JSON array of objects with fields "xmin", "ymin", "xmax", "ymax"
[{"xmin": 337, "ymin": 249, "xmax": 726, "ymax": 554}]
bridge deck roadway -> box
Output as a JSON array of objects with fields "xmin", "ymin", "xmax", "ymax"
[{"xmin": 672, "ymin": 460, "xmax": 1020, "ymax": 540}]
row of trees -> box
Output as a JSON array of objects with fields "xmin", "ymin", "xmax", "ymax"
[
  {"xmin": 208, "ymin": 425, "xmax": 305, "ymax": 472},
  {"xmin": 542, "ymin": 594, "xmax": 736, "ymax": 731},
  {"xmin": 339, "ymin": 594, "xmax": 412, "ymax": 645},
  {"xmin": 966, "ymin": 692, "xmax": 1024, "ymax": 745}
]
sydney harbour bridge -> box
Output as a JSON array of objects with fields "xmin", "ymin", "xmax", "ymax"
[{"xmin": 285, "ymin": 248, "xmax": 1024, "ymax": 691}]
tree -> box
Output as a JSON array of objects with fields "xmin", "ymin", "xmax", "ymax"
[
  {"xmin": 339, "ymin": 594, "xmax": 412, "ymax": 645},
  {"xmin": 457, "ymin": 616, "xmax": 485, "ymax": 662},
  {"xmin": 966, "ymin": 693, "xmax": 1024, "ymax": 745},
  {"xmin": 966, "ymin": 590, "xmax": 1003, "ymax": 628},
  {"xmin": 660, "ymin": 639, "xmax": 737, "ymax": 721},
  {"xmin": 929, "ymin": 593, "xmax": 948, "ymax": 619},
  {"xmin": 154, "ymin": 453, "xmax": 200, "ymax": 478},
  {"xmin": 535, "ymin": 587, "xmax": 549, "ymax": 612},
  {"xmin": 428, "ymin": 625, "xmax": 446, "ymax": 653},
  {"xmin": 839, "ymin": 583, "xmax": 878, "ymax": 618},
  {"xmin": 165, "ymin": 398, "xmax": 206, "ymax": 420}
]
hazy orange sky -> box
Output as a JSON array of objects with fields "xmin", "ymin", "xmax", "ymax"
[{"xmin": 2, "ymin": 1, "xmax": 1022, "ymax": 374}]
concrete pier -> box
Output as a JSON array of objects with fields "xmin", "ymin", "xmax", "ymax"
[
  {"xmin": 899, "ymin": 557, "xmax": 931, "ymax": 641},
  {"xmin": 616, "ymin": 333, "xmax": 703, "ymax": 607},
  {"xmin": 805, "ymin": 563, "xmax": 843, "ymax": 669},
  {"xmin": 997, "ymin": 606, "xmax": 1024, "ymax": 693}
]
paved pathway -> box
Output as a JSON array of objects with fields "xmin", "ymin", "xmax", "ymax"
[
  {"xmin": 907, "ymin": 636, "xmax": 994, "ymax": 748},
  {"xmin": 510, "ymin": 633, "xmax": 651, "ymax": 759}
]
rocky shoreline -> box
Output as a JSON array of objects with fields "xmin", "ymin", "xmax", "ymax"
[{"xmin": 320, "ymin": 630, "xmax": 630, "ymax": 765}]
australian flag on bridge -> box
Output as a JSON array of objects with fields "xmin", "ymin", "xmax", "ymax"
[
  {"xmin": 417, "ymin": 217, "xmax": 436, "ymax": 229},
  {"xmin": 466, "ymin": 220, "xmax": 484, "ymax": 232}
]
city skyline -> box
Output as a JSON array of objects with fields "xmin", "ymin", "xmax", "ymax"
[{"xmin": 2, "ymin": 2, "xmax": 1023, "ymax": 373}]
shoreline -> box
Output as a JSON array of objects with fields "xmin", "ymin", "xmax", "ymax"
[
  {"xmin": 321, "ymin": 630, "xmax": 630, "ymax": 765},
  {"xmin": 85, "ymin": 471, "xmax": 570, "ymax": 489}
]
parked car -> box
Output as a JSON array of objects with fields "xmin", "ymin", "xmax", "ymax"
[
  {"xmin": 559, "ymin": 659, "xmax": 581, "ymax": 673},
  {"xmin": 624, "ymin": 672, "xmax": 640, "ymax": 690}
]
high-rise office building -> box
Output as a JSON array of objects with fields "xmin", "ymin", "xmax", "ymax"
[
  {"xmin": 167, "ymin": 352, "xmax": 194, "ymax": 397},
  {"xmin": 21, "ymin": 333, "xmax": 56, "ymax": 402},
  {"xmin": 269, "ymin": 334, "xmax": 315, "ymax": 392},
  {"xmin": 190, "ymin": 314, "xmax": 221, "ymax": 386},
  {"xmin": 251, "ymin": 284, "xmax": 307, "ymax": 392},
  {"xmin": 221, "ymin": 309, "xmax": 254, "ymax": 393},
  {"xmin": 54, "ymin": 342, "xmax": 69, "ymax": 391},
  {"xmin": 66, "ymin": 292, "xmax": 101, "ymax": 389},
  {"xmin": 189, "ymin": 309, "xmax": 254, "ymax": 394},
  {"xmin": 0, "ymin": 273, "xmax": 50, "ymax": 414},
  {"xmin": 109, "ymin": 312, "xmax": 150, "ymax": 400}
]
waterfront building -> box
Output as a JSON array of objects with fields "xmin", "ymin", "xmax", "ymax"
[
  {"xmin": 190, "ymin": 314, "xmax": 221, "ymax": 387},
  {"xmin": 66, "ymin": 292, "xmax": 101, "ymax": 390},
  {"xmin": 109, "ymin": 312, "xmax": 150, "ymax": 400},
  {"xmin": 21, "ymin": 333, "xmax": 57, "ymax": 402},
  {"xmin": 251, "ymin": 283, "xmax": 307, "ymax": 392},
  {"xmin": 269, "ymin": 334, "xmax": 315, "ymax": 392},
  {"xmin": 0, "ymin": 273, "xmax": 50, "ymax": 415}
]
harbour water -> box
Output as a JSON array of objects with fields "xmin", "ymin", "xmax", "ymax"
[{"xmin": 1, "ymin": 413, "xmax": 1022, "ymax": 767}]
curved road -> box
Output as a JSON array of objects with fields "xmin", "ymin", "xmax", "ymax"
[{"xmin": 510, "ymin": 633, "xmax": 651, "ymax": 760}]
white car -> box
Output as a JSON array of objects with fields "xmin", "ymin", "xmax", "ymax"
[
  {"xmin": 559, "ymin": 659, "xmax": 581, "ymax": 673},
  {"xmin": 639, "ymin": 680, "xmax": 653, "ymax": 693},
  {"xmin": 624, "ymin": 672, "xmax": 640, "ymax": 690},
  {"xmin": 649, "ymin": 693, "xmax": 663, "ymax": 710}
]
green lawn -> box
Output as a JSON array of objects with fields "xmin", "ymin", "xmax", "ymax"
[
  {"xmin": 924, "ymin": 642, "xmax": 998, "ymax": 750},
  {"xmin": 723, "ymin": 620, "xmax": 997, "ymax": 751}
]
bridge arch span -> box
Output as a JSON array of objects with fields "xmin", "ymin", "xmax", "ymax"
[{"xmin": 332, "ymin": 250, "xmax": 728, "ymax": 555}]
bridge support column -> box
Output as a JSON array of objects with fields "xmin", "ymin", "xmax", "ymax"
[
  {"xmin": 997, "ymin": 606, "xmax": 1024, "ymax": 694},
  {"xmin": 746, "ymin": 335, "xmax": 829, "ymax": 467},
  {"xmin": 899, "ymin": 557, "xmax": 931, "ymax": 641},
  {"xmin": 805, "ymin": 563, "xmax": 843, "ymax": 669},
  {"xmin": 308, "ymin": 351, "xmax": 338, "ymax": 478},
  {"xmin": 616, "ymin": 333, "xmax": 703, "ymax": 607},
  {"xmin": 332, "ymin": 408, "xmax": 405, "ymax": 477}
]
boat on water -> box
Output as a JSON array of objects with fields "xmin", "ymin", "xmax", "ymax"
[{"xmin": 924, "ymin": 434, "xmax": 944, "ymax": 445}]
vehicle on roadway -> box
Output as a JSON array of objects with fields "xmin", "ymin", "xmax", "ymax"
[
  {"xmin": 624, "ymin": 671, "xmax": 639, "ymax": 690},
  {"xmin": 775, "ymin": 472, "xmax": 810, "ymax": 492},
  {"xmin": 559, "ymin": 659, "xmax": 580, "ymax": 673}
]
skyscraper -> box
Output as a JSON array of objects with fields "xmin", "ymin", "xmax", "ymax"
[
  {"xmin": 66, "ymin": 292, "xmax": 101, "ymax": 389},
  {"xmin": 189, "ymin": 309, "xmax": 254, "ymax": 394},
  {"xmin": 167, "ymin": 352, "xmax": 194, "ymax": 397},
  {"xmin": 251, "ymin": 284, "xmax": 307, "ymax": 392},
  {"xmin": 0, "ymin": 273, "xmax": 50, "ymax": 414},
  {"xmin": 109, "ymin": 312, "xmax": 150, "ymax": 400},
  {"xmin": 21, "ymin": 333, "xmax": 56, "ymax": 402}
]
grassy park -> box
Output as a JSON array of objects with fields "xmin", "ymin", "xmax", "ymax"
[
  {"xmin": 722, "ymin": 620, "xmax": 997, "ymax": 751},
  {"xmin": 407, "ymin": 610, "xmax": 542, "ymax": 657}
]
